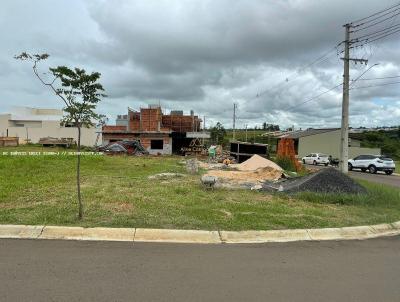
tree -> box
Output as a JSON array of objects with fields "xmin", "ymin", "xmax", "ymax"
[
  {"xmin": 262, "ymin": 122, "xmax": 267, "ymax": 130},
  {"xmin": 15, "ymin": 52, "xmax": 106, "ymax": 219},
  {"xmin": 210, "ymin": 122, "xmax": 226, "ymax": 145}
]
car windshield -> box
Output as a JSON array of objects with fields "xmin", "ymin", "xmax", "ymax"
[{"xmin": 379, "ymin": 156, "xmax": 393, "ymax": 161}]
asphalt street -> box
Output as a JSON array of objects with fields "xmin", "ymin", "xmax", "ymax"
[
  {"xmin": 1, "ymin": 237, "xmax": 400, "ymax": 302},
  {"xmin": 348, "ymin": 169, "xmax": 400, "ymax": 187}
]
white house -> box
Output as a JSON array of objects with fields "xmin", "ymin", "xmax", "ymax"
[{"xmin": 0, "ymin": 107, "xmax": 99, "ymax": 146}]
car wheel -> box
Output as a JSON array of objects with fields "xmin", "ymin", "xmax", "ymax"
[
  {"xmin": 369, "ymin": 165, "xmax": 377, "ymax": 174},
  {"xmin": 361, "ymin": 168, "xmax": 366, "ymax": 172},
  {"xmin": 348, "ymin": 163, "xmax": 353, "ymax": 171},
  {"xmin": 302, "ymin": 159, "xmax": 306, "ymax": 164},
  {"xmin": 385, "ymin": 170, "xmax": 393, "ymax": 175},
  {"xmin": 313, "ymin": 160, "xmax": 317, "ymax": 165}
]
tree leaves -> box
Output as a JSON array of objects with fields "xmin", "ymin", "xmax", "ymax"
[{"xmin": 15, "ymin": 52, "xmax": 106, "ymax": 128}]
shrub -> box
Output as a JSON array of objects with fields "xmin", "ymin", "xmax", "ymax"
[{"xmin": 275, "ymin": 156, "xmax": 296, "ymax": 172}]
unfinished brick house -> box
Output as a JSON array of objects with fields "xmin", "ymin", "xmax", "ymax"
[{"xmin": 102, "ymin": 105, "xmax": 207, "ymax": 155}]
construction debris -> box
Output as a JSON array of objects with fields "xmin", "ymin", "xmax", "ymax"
[
  {"xmin": 201, "ymin": 175, "xmax": 217, "ymax": 188},
  {"xmin": 0, "ymin": 137, "xmax": 19, "ymax": 147},
  {"xmin": 230, "ymin": 141, "xmax": 269, "ymax": 163},
  {"xmin": 205, "ymin": 167, "xmax": 282, "ymax": 186},
  {"xmin": 98, "ymin": 140, "xmax": 149, "ymax": 155},
  {"xmin": 262, "ymin": 167, "xmax": 366, "ymax": 194},
  {"xmin": 39, "ymin": 137, "xmax": 75, "ymax": 147},
  {"xmin": 148, "ymin": 173, "xmax": 186, "ymax": 180},
  {"xmin": 276, "ymin": 138, "xmax": 302, "ymax": 171},
  {"xmin": 186, "ymin": 159, "xmax": 199, "ymax": 174},
  {"xmin": 200, "ymin": 154, "xmax": 284, "ymax": 189}
]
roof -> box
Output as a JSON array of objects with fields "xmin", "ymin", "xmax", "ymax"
[
  {"xmin": 231, "ymin": 141, "xmax": 268, "ymax": 146},
  {"xmin": 278, "ymin": 128, "xmax": 340, "ymax": 139}
]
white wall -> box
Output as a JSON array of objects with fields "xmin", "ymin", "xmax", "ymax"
[
  {"xmin": 349, "ymin": 147, "xmax": 381, "ymax": 158},
  {"xmin": 298, "ymin": 130, "xmax": 381, "ymax": 159},
  {"xmin": 0, "ymin": 115, "xmax": 99, "ymax": 146}
]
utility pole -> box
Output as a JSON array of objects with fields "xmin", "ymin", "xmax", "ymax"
[
  {"xmin": 233, "ymin": 103, "xmax": 237, "ymax": 141},
  {"xmin": 339, "ymin": 24, "xmax": 351, "ymax": 174},
  {"xmin": 339, "ymin": 24, "xmax": 368, "ymax": 174}
]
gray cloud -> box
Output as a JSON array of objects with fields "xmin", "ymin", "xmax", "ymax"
[{"xmin": 1, "ymin": 0, "xmax": 400, "ymax": 129}]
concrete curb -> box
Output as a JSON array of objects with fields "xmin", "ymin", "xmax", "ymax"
[{"xmin": 0, "ymin": 222, "xmax": 399, "ymax": 244}]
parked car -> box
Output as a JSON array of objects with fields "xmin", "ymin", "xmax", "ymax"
[
  {"xmin": 348, "ymin": 155, "xmax": 396, "ymax": 175},
  {"xmin": 302, "ymin": 153, "xmax": 329, "ymax": 166}
]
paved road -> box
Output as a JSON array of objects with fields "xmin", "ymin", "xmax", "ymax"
[
  {"xmin": 304, "ymin": 164, "xmax": 400, "ymax": 188},
  {"xmin": 1, "ymin": 237, "xmax": 400, "ymax": 302},
  {"xmin": 348, "ymin": 170, "xmax": 400, "ymax": 187}
]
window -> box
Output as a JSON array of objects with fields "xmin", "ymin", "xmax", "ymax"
[{"xmin": 151, "ymin": 139, "xmax": 164, "ymax": 150}]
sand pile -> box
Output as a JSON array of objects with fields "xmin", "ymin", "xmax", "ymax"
[
  {"xmin": 237, "ymin": 155, "xmax": 283, "ymax": 172},
  {"xmin": 206, "ymin": 166, "xmax": 282, "ymax": 184}
]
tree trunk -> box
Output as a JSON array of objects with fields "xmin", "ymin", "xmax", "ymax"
[{"xmin": 77, "ymin": 125, "xmax": 83, "ymax": 219}]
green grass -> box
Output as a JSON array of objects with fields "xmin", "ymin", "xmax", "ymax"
[{"xmin": 1, "ymin": 148, "xmax": 400, "ymax": 230}]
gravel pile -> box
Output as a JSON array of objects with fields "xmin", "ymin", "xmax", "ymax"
[{"xmin": 262, "ymin": 167, "xmax": 366, "ymax": 194}]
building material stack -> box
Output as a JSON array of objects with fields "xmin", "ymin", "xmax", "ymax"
[{"xmin": 276, "ymin": 138, "xmax": 301, "ymax": 171}]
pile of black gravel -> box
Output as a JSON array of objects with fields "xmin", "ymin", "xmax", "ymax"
[{"xmin": 262, "ymin": 167, "xmax": 366, "ymax": 194}]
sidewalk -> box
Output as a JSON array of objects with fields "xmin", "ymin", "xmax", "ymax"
[{"xmin": 1, "ymin": 222, "xmax": 399, "ymax": 244}]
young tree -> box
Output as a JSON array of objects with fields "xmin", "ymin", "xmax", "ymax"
[
  {"xmin": 15, "ymin": 52, "xmax": 106, "ymax": 219},
  {"xmin": 210, "ymin": 122, "xmax": 226, "ymax": 145}
]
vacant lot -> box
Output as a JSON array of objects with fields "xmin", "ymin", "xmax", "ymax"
[{"xmin": 1, "ymin": 151, "xmax": 400, "ymax": 230}]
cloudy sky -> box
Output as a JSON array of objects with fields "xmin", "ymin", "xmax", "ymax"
[{"xmin": 1, "ymin": 0, "xmax": 400, "ymax": 129}]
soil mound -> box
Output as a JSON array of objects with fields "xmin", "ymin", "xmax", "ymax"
[
  {"xmin": 206, "ymin": 166, "xmax": 282, "ymax": 184},
  {"xmin": 238, "ymin": 155, "xmax": 283, "ymax": 172}
]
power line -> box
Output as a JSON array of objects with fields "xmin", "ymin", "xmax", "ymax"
[
  {"xmin": 352, "ymin": 75, "xmax": 400, "ymax": 81},
  {"xmin": 350, "ymin": 2, "xmax": 400, "ymax": 26},
  {"xmin": 349, "ymin": 63, "xmax": 379, "ymax": 86},
  {"xmin": 253, "ymin": 43, "xmax": 342, "ymax": 100},
  {"xmin": 350, "ymin": 80, "xmax": 400, "ymax": 89},
  {"xmin": 281, "ymin": 83, "xmax": 342, "ymax": 112},
  {"xmin": 352, "ymin": 22, "xmax": 400, "ymax": 40},
  {"xmin": 363, "ymin": 28, "xmax": 400, "ymax": 43},
  {"xmin": 352, "ymin": 26, "xmax": 400, "ymax": 44},
  {"xmin": 350, "ymin": 27, "xmax": 400, "ymax": 49},
  {"xmin": 352, "ymin": 7, "xmax": 400, "ymax": 28},
  {"xmin": 352, "ymin": 11, "xmax": 400, "ymax": 33}
]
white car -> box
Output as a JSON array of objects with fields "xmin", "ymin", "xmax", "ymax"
[
  {"xmin": 302, "ymin": 153, "xmax": 330, "ymax": 166},
  {"xmin": 348, "ymin": 155, "xmax": 396, "ymax": 175}
]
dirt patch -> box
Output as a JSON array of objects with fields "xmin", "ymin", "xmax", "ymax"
[
  {"xmin": 103, "ymin": 202, "xmax": 135, "ymax": 213},
  {"xmin": 206, "ymin": 166, "xmax": 282, "ymax": 184},
  {"xmin": 219, "ymin": 209, "xmax": 233, "ymax": 218}
]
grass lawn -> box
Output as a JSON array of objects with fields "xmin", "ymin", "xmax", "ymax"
[{"xmin": 1, "ymin": 150, "xmax": 400, "ymax": 230}]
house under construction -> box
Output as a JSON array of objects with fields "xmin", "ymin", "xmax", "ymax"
[{"xmin": 102, "ymin": 105, "xmax": 209, "ymax": 155}]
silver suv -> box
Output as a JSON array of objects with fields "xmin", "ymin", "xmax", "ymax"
[{"xmin": 348, "ymin": 155, "xmax": 396, "ymax": 175}]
